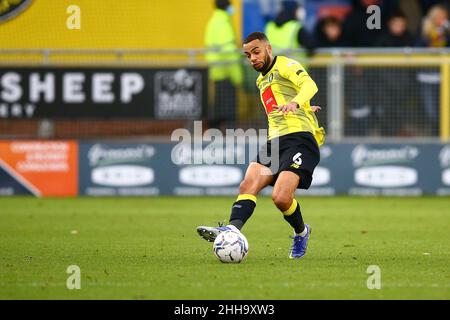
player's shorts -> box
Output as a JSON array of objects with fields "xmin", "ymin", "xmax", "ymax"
[{"xmin": 255, "ymin": 131, "xmax": 320, "ymax": 189}]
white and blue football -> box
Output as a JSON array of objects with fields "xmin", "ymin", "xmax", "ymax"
[{"xmin": 213, "ymin": 230, "xmax": 249, "ymax": 263}]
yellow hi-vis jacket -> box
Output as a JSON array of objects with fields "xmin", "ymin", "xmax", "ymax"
[
  {"xmin": 265, "ymin": 20, "xmax": 307, "ymax": 65},
  {"xmin": 204, "ymin": 9, "xmax": 243, "ymax": 86},
  {"xmin": 265, "ymin": 20, "xmax": 301, "ymax": 52}
]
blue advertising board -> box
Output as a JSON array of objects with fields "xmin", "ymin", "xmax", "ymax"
[{"xmin": 76, "ymin": 142, "xmax": 450, "ymax": 197}]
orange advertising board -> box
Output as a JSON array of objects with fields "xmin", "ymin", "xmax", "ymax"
[{"xmin": 0, "ymin": 141, "xmax": 78, "ymax": 196}]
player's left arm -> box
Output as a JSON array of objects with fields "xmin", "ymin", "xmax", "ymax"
[{"xmin": 275, "ymin": 61, "xmax": 319, "ymax": 115}]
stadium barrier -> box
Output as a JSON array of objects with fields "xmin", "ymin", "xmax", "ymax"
[
  {"xmin": 1, "ymin": 140, "xmax": 450, "ymax": 197},
  {"xmin": 0, "ymin": 49, "xmax": 449, "ymax": 197},
  {"xmin": 0, "ymin": 48, "xmax": 449, "ymax": 142}
]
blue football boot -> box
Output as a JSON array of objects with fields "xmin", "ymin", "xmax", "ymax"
[{"xmin": 289, "ymin": 224, "xmax": 311, "ymax": 259}]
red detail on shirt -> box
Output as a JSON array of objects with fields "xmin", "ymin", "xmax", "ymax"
[{"xmin": 262, "ymin": 86, "xmax": 277, "ymax": 114}]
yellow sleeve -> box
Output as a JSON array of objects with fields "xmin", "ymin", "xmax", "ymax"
[{"xmin": 279, "ymin": 60, "xmax": 318, "ymax": 108}]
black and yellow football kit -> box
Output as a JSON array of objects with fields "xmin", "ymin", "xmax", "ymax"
[
  {"xmin": 255, "ymin": 56, "xmax": 325, "ymax": 189},
  {"xmin": 197, "ymin": 56, "xmax": 324, "ymax": 240}
]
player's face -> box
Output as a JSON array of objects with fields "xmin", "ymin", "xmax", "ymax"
[{"xmin": 243, "ymin": 40, "xmax": 273, "ymax": 72}]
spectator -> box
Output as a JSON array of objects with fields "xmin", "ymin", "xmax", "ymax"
[
  {"xmin": 372, "ymin": 12, "xmax": 414, "ymax": 136},
  {"xmin": 343, "ymin": 0, "xmax": 385, "ymax": 136},
  {"xmin": 396, "ymin": 0, "xmax": 447, "ymax": 39},
  {"xmin": 264, "ymin": 0, "xmax": 314, "ymax": 58},
  {"xmin": 314, "ymin": 16, "xmax": 346, "ymax": 48},
  {"xmin": 417, "ymin": 3, "xmax": 450, "ymax": 47},
  {"xmin": 375, "ymin": 11, "xmax": 414, "ymax": 47},
  {"xmin": 204, "ymin": 0, "xmax": 243, "ymax": 130},
  {"xmin": 416, "ymin": 4, "xmax": 450, "ymax": 136}
]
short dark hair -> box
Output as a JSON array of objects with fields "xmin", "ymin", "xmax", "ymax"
[
  {"xmin": 320, "ymin": 16, "xmax": 341, "ymax": 27},
  {"xmin": 389, "ymin": 10, "xmax": 407, "ymax": 21},
  {"xmin": 243, "ymin": 32, "xmax": 269, "ymax": 44}
]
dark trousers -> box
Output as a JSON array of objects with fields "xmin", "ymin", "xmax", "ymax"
[{"xmin": 209, "ymin": 80, "xmax": 237, "ymax": 129}]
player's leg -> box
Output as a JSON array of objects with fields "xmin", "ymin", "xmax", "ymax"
[
  {"xmin": 272, "ymin": 171, "xmax": 306, "ymax": 235},
  {"xmin": 272, "ymin": 171, "xmax": 311, "ymax": 259},
  {"xmin": 228, "ymin": 162, "xmax": 274, "ymax": 230},
  {"xmin": 197, "ymin": 162, "xmax": 273, "ymax": 241}
]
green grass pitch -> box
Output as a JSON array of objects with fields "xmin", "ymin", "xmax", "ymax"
[{"xmin": 0, "ymin": 196, "xmax": 449, "ymax": 300}]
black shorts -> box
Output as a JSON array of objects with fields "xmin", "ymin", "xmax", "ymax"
[{"xmin": 255, "ymin": 132, "xmax": 320, "ymax": 189}]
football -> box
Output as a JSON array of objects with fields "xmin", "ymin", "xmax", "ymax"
[{"xmin": 213, "ymin": 230, "xmax": 249, "ymax": 263}]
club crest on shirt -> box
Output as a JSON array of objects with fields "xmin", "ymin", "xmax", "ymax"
[
  {"xmin": 268, "ymin": 73, "xmax": 273, "ymax": 83},
  {"xmin": 0, "ymin": 0, "xmax": 32, "ymax": 24}
]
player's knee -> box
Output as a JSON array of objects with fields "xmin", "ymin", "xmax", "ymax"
[{"xmin": 271, "ymin": 192, "xmax": 292, "ymax": 212}]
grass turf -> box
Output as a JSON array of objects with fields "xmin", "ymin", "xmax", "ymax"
[{"xmin": 0, "ymin": 196, "xmax": 449, "ymax": 300}]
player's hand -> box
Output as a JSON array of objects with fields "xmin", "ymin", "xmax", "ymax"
[
  {"xmin": 311, "ymin": 106, "xmax": 321, "ymax": 113},
  {"xmin": 274, "ymin": 102, "xmax": 298, "ymax": 115}
]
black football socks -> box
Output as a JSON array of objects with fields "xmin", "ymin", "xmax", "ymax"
[
  {"xmin": 229, "ymin": 194, "xmax": 257, "ymax": 230},
  {"xmin": 282, "ymin": 199, "xmax": 306, "ymax": 235}
]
